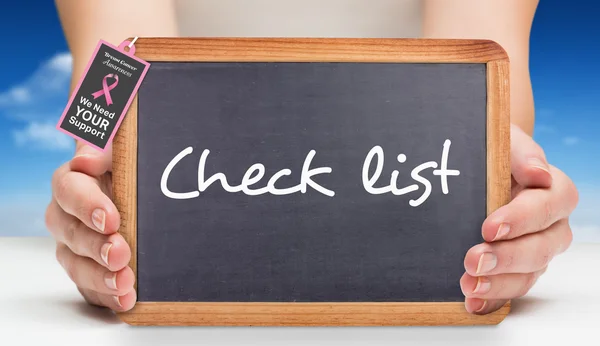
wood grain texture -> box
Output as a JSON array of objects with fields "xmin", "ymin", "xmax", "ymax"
[
  {"xmin": 119, "ymin": 302, "xmax": 510, "ymax": 326},
  {"xmin": 486, "ymin": 60, "xmax": 512, "ymax": 215},
  {"xmin": 112, "ymin": 95, "xmax": 138, "ymax": 291},
  {"xmin": 131, "ymin": 37, "xmax": 508, "ymax": 63},
  {"xmin": 484, "ymin": 59, "xmax": 512, "ymax": 320},
  {"xmin": 113, "ymin": 38, "xmax": 511, "ymax": 326}
]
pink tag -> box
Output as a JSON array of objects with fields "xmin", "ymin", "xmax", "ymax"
[{"xmin": 56, "ymin": 38, "xmax": 150, "ymax": 151}]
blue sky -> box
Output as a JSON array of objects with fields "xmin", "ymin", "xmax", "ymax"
[
  {"xmin": 528, "ymin": 1, "xmax": 600, "ymax": 242},
  {"xmin": 0, "ymin": 1, "xmax": 598, "ymax": 240},
  {"xmin": 0, "ymin": 1, "xmax": 71, "ymax": 193}
]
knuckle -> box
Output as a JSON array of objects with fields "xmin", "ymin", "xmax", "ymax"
[
  {"xmin": 534, "ymin": 238, "xmax": 554, "ymax": 269},
  {"xmin": 531, "ymin": 143, "xmax": 546, "ymax": 160},
  {"xmin": 67, "ymin": 262, "xmax": 81, "ymax": 285},
  {"xmin": 54, "ymin": 171, "xmax": 72, "ymax": 202},
  {"xmin": 554, "ymin": 167, "xmax": 579, "ymax": 210},
  {"xmin": 78, "ymin": 186, "xmax": 95, "ymax": 215},
  {"xmin": 495, "ymin": 277, "xmax": 509, "ymax": 297},
  {"xmin": 77, "ymin": 287, "xmax": 94, "ymax": 304},
  {"xmin": 44, "ymin": 203, "xmax": 55, "ymax": 233},
  {"xmin": 518, "ymin": 273, "xmax": 537, "ymax": 298},
  {"xmin": 74, "ymin": 202, "xmax": 90, "ymax": 220},
  {"xmin": 502, "ymin": 250, "xmax": 516, "ymax": 271},
  {"xmin": 94, "ymin": 265, "xmax": 107, "ymax": 283},
  {"xmin": 93, "ymin": 239, "xmax": 111, "ymax": 268},
  {"xmin": 89, "ymin": 236, "xmax": 103, "ymax": 260},
  {"xmin": 57, "ymin": 246, "xmax": 78, "ymax": 283},
  {"xmin": 63, "ymin": 219, "xmax": 80, "ymax": 246},
  {"xmin": 76, "ymin": 286, "xmax": 87, "ymax": 298},
  {"xmin": 540, "ymin": 199, "xmax": 554, "ymax": 229},
  {"xmin": 51, "ymin": 167, "xmax": 63, "ymax": 190},
  {"xmin": 565, "ymin": 178, "xmax": 580, "ymax": 209},
  {"xmin": 79, "ymin": 288, "xmax": 102, "ymax": 307},
  {"xmin": 565, "ymin": 225, "xmax": 574, "ymax": 248},
  {"xmin": 55, "ymin": 243, "xmax": 64, "ymax": 265},
  {"xmin": 561, "ymin": 223, "xmax": 574, "ymax": 253},
  {"xmin": 90, "ymin": 266, "xmax": 108, "ymax": 291},
  {"xmin": 538, "ymin": 251, "xmax": 552, "ymax": 269}
]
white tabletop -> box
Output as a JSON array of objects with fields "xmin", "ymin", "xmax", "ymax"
[{"xmin": 1, "ymin": 237, "xmax": 598, "ymax": 346}]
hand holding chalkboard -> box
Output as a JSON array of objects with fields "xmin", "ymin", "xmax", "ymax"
[{"xmin": 112, "ymin": 38, "xmax": 512, "ymax": 326}]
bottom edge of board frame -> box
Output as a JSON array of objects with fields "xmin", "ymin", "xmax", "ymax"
[{"xmin": 116, "ymin": 301, "xmax": 510, "ymax": 326}]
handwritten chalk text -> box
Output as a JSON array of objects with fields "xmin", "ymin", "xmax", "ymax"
[{"xmin": 160, "ymin": 140, "xmax": 460, "ymax": 207}]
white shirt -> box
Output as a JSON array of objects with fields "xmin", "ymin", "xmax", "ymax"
[{"xmin": 175, "ymin": 0, "xmax": 423, "ymax": 38}]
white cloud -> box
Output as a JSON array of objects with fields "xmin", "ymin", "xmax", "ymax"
[
  {"xmin": 0, "ymin": 87, "xmax": 31, "ymax": 104},
  {"xmin": 13, "ymin": 122, "xmax": 74, "ymax": 151},
  {"xmin": 31, "ymin": 53, "xmax": 73, "ymax": 92},
  {"xmin": 47, "ymin": 53, "xmax": 73, "ymax": 74},
  {"xmin": 0, "ymin": 52, "xmax": 73, "ymax": 151},
  {"xmin": 0, "ymin": 52, "xmax": 72, "ymax": 110},
  {"xmin": 563, "ymin": 136, "xmax": 580, "ymax": 146}
]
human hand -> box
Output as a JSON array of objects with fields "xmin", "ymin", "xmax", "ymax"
[
  {"xmin": 461, "ymin": 124, "xmax": 579, "ymax": 314},
  {"xmin": 45, "ymin": 144, "xmax": 136, "ymax": 311}
]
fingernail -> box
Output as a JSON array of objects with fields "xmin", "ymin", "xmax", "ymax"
[
  {"xmin": 92, "ymin": 209, "xmax": 106, "ymax": 233},
  {"xmin": 493, "ymin": 223, "xmax": 511, "ymax": 241},
  {"xmin": 104, "ymin": 272, "xmax": 118, "ymax": 290},
  {"xmin": 473, "ymin": 277, "xmax": 491, "ymax": 294},
  {"xmin": 465, "ymin": 299, "xmax": 487, "ymax": 313},
  {"xmin": 100, "ymin": 243, "xmax": 112, "ymax": 267},
  {"xmin": 476, "ymin": 300, "xmax": 488, "ymax": 313},
  {"xmin": 476, "ymin": 253, "xmax": 497, "ymax": 274},
  {"xmin": 528, "ymin": 158, "xmax": 550, "ymax": 173},
  {"xmin": 74, "ymin": 153, "xmax": 95, "ymax": 159},
  {"xmin": 113, "ymin": 296, "xmax": 122, "ymax": 308}
]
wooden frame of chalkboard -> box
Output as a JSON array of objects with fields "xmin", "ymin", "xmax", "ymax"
[{"xmin": 113, "ymin": 38, "xmax": 511, "ymax": 326}]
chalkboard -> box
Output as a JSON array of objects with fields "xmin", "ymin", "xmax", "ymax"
[{"xmin": 113, "ymin": 38, "xmax": 511, "ymax": 326}]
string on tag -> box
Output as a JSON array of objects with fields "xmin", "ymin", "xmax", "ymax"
[
  {"xmin": 128, "ymin": 36, "xmax": 139, "ymax": 49},
  {"xmin": 118, "ymin": 37, "xmax": 139, "ymax": 56}
]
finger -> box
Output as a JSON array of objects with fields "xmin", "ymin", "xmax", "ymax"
[
  {"xmin": 510, "ymin": 124, "xmax": 553, "ymax": 188},
  {"xmin": 70, "ymin": 144, "xmax": 113, "ymax": 176},
  {"xmin": 78, "ymin": 287, "xmax": 137, "ymax": 312},
  {"xmin": 46, "ymin": 200, "xmax": 131, "ymax": 271},
  {"xmin": 466, "ymin": 219, "xmax": 572, "ymax": 275},
  {"xmin": 482, "ymin": 167, "xmax": 579, "ymax": 241},
  {"xmin": 52, "ymin": 166, "xmax": 119, "ymax": 234},
  {"xmin": 461, "ymin": 267, "xmax": 547, "ymax": 300},
  {"xmin": 465, "ymin": 298, "xmax": 508, "ymax": 315},
  {"xmin": 77, "ymin": 287, "xmax": 103, "ymax": 307},
  {"xmin": 56, "ymin": 243, "xmax": 135, "ymax": 296}
]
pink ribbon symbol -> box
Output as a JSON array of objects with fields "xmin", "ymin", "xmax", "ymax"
[{"xmin": 91, "ymin": 74, "xmax": 119, "ymax": 105}]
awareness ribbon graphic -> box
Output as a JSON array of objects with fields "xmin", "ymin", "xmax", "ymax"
[{"xmin": 91, "ymin": 74, "xmax": 119, "ymax": 105}]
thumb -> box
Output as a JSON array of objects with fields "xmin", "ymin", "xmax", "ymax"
[
  {"xmin": 510, "ymin": 124, "xmax": 553, "ymax": 188},
  {"xmin": 70, "ymin": 142, "xmax": 113, "ymax": 176}
]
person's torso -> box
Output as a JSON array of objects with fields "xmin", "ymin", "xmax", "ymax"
[{"xmin": 175, "ymin": 0, "xmax": 423, "ymax": 38}]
